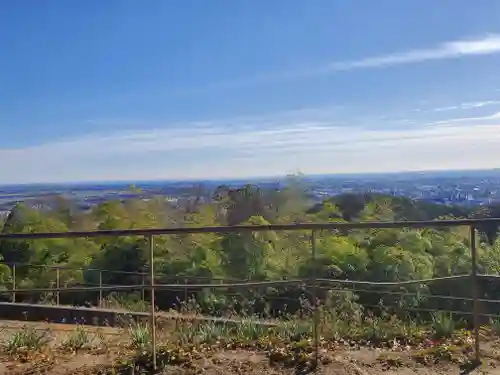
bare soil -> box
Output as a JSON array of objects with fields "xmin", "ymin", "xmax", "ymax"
[{"xmin": 1, "ymin": 321, "xmax": 499, "ymax": 375}]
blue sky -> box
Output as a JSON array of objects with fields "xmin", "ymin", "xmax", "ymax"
[{"xmin": 1, "ymin": 1, "xmax": 500, "ymax": 183}]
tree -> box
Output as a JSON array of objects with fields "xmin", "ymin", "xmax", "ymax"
[
  {"xmin": 2, "ymin": 184, "xmax": 500, "ymax": 320},
  {"xmin": 220, "ymin": 216, "xmax": 278, "ymax": 280},
  {"xmin": 299, "ymin": 234, "xmax": 368, "ymax": 281},
  {"xmin": 86, "ymin": 238, "xmax": 147, "ymax": 287},
  {"xmin": 333, "ymin": 194, "xmax": 367, "ymax": 221}
]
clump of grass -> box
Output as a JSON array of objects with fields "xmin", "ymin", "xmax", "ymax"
[
  {"xmin": 267, "ymin": 339, "xmax": 319, "ymax": 372},
  {"xmin": 173, "ymin": 316, "xmax": 278, "ymax": 346},
  {"xmin": 191, "ymin": 321, "xmax": 232, "ymax": 344},
  {"xmin": 2, "ymin": 326, "xmax": 51, "ymax": 354},
  {"xmin": 413, "ymin": 343, "xmax": 466, "ymax": 365},
  {"xmin": 363, "ymin": 314, "xmax": 389, "ymax": 342},
  {"xmin": 61, "ymin": 325, "xmax": 91, "ymax": 352},
  {"xmin": 317, "ymin": 290, "xmax": 365, "ymax": 341},
  {"xmin": 377, "ymin": 353, "xmax": 405, "ymax": 369},
  {"xmin": 128, "ymin": 322, "xmax": 152, "ymax": 350},
  {"xmin": 91, "ymin": 328, "xmax": 110, "ymax": 354},
  {"xmin": 274, "ymin": 317, "xmax": 311, "ymax": 342},
  {"xmin": 489, "ymin": 317, "xmax": 500, "ymax": 335},
  {"xmin": 234, "ymin": 317, "xmax": 270, "ymax": 341},
  {"xmin": 431, "ymin": 312, "xmax": 458, "ymax": 339},
  {"xmin": 102, "ymin": 292, "xmax": 151, "ymax": 313},
  {"xmin": 39, "ymin": 291, "xmax": 57, "ymax": 306},
  {"xmin": 113, "ymin": 343, "xmax": 196, "ymax": 372}
]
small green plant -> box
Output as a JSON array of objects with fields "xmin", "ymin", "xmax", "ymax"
[
  {"xmin": 2, "ymin": 326, "xmax": 51, "ymax": 354},
  {"xmin": 268, "ymin": 340, "xmax": 318, "ymax": 372},
  {"xmin": 234, "ymin": 317, "xmax": 269, "ymax": 341},
  {"xmin": 128, "ymin": 322, "xmax": 152, "ymax": 350},
  {"xmin": 377, "ymin": 353, "xmax": 404, "ymax": 369},
  {"xmin": 103, "ymin": 292, "xmax": 150, "ymax": 312},
  {"xmin": 193, "ymin": 321, "xmax": 232, "ymax": 344},
  {"xmin": 490, "ymin": 316, "xmax": 500, "ymax": 335},
  {"xmin": 363, "ymin": 315, "xmax": 388, "ymax": 342},
  {"xmin": 431, "ymin": 312, "xmax": 457, "ymax": 339},
  {"xmin": 61, "ymin": 325, "xmax": 91, "ymax": 352},
  {"xmin": 116, "ymin": 343, "xmax": 195, "ymax": 372},
  {"xmin": 275, "ymin": 317, "xmax": 311, "ymax": 341},
  {"xmin": 175, "ymin": 320, "xmax": 236, "ymax": 345},
  {"xmin": 39, "ymin": 292, "xmax": 57, "ymax": 306},
  {"xmin": 413, "ymin": 343, "xmax": 465, "ymax": 365}
]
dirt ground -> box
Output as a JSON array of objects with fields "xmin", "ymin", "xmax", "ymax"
[
  {"xmin": 1, "ymin": 349, "xmax": 494, "ymax": 375},
  {"xmin": 1, "ymin": 321, "xmax": 499, "ymax": 375}
]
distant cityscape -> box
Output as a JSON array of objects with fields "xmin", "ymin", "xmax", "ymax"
[
  {"xmin": 307, "ymin": 169, "xmax": 500, "ymax": 207},
  {"xmin": 1, "ymin": 169, "xmax": 500, "ymax": 216}
]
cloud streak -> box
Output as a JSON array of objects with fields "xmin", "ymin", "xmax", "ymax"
[
  {"xmin": 434, "ymin": 101, "xmax": 500, "ymax": 112},
  {"xmin": 325, "ymin": 35, "xmax": 500, "ymax": 71},
  {"xmin": 177, "ymin": 35, "xmax": 500, "ymax": 94},
  {"xmin": 61, "ymin": 34, "xmax": 500, "ymax": 104},
  {"xmin": 1, "ymin": 108, "xmax": 500, "ymax": 183}
]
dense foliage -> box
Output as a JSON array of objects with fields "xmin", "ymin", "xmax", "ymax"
[{"xmin": 1, "ymin": 177, "xmax": 500, "ymax": 320}]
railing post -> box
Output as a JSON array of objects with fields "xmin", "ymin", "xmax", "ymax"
[
  {"xmin": 311, "ymin": 229, "xmax": 320, "ymax": 369},
  {"xmin": 470, "ymin": 225, "xmax": 481, "ymax": 363},
  {"xmin": 142, "ymin": 272, "xmax": 146, "ymax": 303},
  {"xmin": 148, "ymin": 235, "xmax": 157, "ymax": 370},
  {"xmin": 12, "ymin": 264, "xmax": 16, "ymax": 303},
  {"xmin": 99, "ymin": 270, "xmax": 103, "ymax": 308},
  {"xmin": 56, "ymin": 267, "xmax": 60, "ymax": 305}
]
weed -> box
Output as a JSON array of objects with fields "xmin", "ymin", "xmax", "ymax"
[
  {"xmin": 413, "ymin": 343, "xmax": 466, "ymax": 365},
  {"xmin": 275, "ymin": 317, "xmax": 311, "ymax": 341},
  {"xmin": 61, "ymin": 325, "xmax": 91, "ymax": 352},
  {"xmin": 2, "ymin": 326, "xmax": 51, "ymax": 354},
  {"xmin": 234, "ymin": 317, "xmax": 269, "ymax": 341},
  {"xmin": 490, "ymin": 317, "xmax": 500, "ymax": 335},
  {"xmin": 377, "ymin": 353, "xmax": 404, "ymax": 368},
  {"xmin": 39, "ymin": 292, "xmax": 57, "ymax": 306},
  {"xmin": 431, "ymin": 312, "xmax": 458, "ymax": 339},
  {"xmin": 102, "ymin": 292, "xmax": 151, "ymax": 312},
  {"xmin": 128, "ymin": 322, "xmax": 152, "ymax": 350},
  {"xmin": 191, "ymin": 321, "xmax": 232, "ymax": 344}
]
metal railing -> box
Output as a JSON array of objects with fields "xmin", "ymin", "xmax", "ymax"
[{"xmin": 2, "ymin": 217, "xmax": 500, "ymax": 369}]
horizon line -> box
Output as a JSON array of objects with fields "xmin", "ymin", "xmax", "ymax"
[{"xmin": 1, "ymin": 167, "xmax": 499, "ymax": 188}]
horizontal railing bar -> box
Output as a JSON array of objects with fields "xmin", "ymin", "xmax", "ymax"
[
  {"xmin": 6, "ymin": 273, "xmax": 500, "ymax": 294},
  {"xmin": 0, "ymin": 262, "xmax": 243, "ymax": 281},
  {"xmin": 0, "ymin": 302, "xmax": 279, "ymax": 326},
  {"xmin": 316, "ymin": 275, "xmax": 470, "ymax": 286},
  {"xmin": 0, "ymin": 263, "xmax": 149, "ymax": 275},
  {"xmin": 187, "ymin": 287, "xmax": 475, "ymax": 304},
  {"xmin": 2, "ymin": 279, "xmax": 307, "ymax": 294},
  {"xmin": 1, "ymin": 218, "xmax": 500, "ymax": 240},
  {"xmin": 0, "ymin": 323, "xmax": 123, "ymax": 336},
  {"xmin": 318, "ymin": 286, "xmax": 500, "ymax": 305},
  {"xmin": 359, "ymin": 303, "xmax": 497, "ymax": 318},
  {"xmin": 6, "ymin": 283, "xmax": 498, "ymax": 306}
]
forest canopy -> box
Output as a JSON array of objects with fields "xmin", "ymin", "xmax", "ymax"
[{"xmin": 0, "ymin": 179, "xmax": 499, "ymax": 318}]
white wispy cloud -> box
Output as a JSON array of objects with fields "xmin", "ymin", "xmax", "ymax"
[
  {"xmin": 430, "ymin": 111, "xmax": 500, "ymax": 125},
  {"xmin": 235, "ymin": 35, "xmax": 500, "ymax": 88},
  {"xmin": 325, "ymin": 35, "xmax": 500, "ymax": 71},
  {"xmin": 1, "ymin": 107, "xmax": 500, "ymax": 183},
  {"xmin": 434, "ymin": 100, "xmax": 500, "ymax": 112},
  {"xmin": 169, "ymin": 35, "xmax": 500, "ymax": 93}
]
